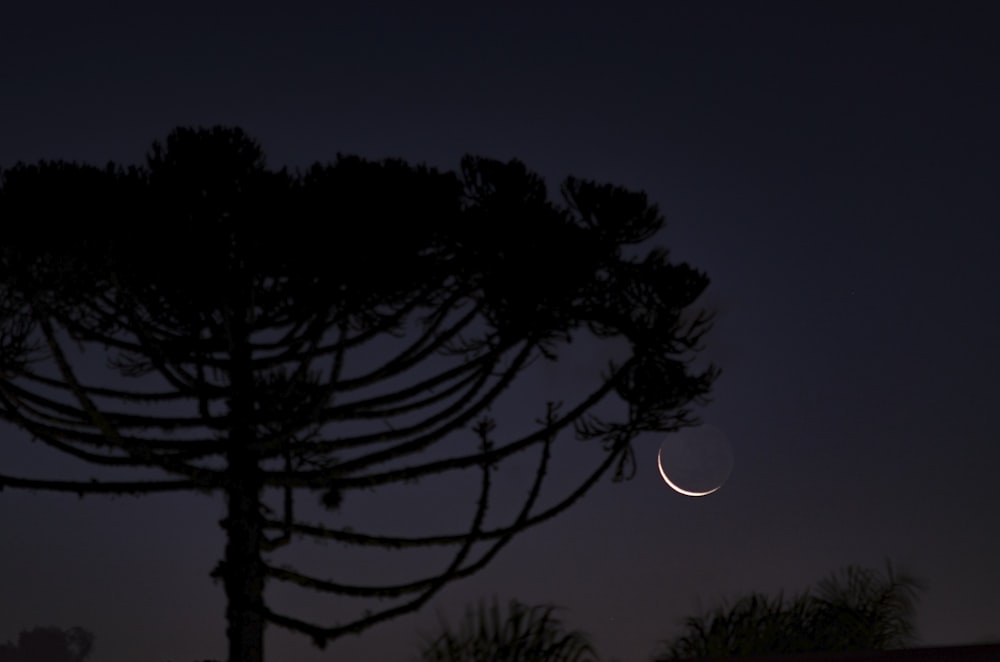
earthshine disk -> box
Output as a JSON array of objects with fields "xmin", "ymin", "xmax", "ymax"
[{"xmin": 657, "ymin": 424, "xmax": 734, "ymax": 497}]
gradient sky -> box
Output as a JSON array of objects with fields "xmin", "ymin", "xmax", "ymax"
[{"xmin": 1, "ymin": 2, "xmax": 998, "ymax": 661}]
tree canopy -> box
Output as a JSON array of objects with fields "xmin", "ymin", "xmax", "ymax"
[
  {"xmin": 417, "ymin": 597, "xmax": 599, "ymax": 662},
  {"xmin": 655, "ymin": 562, "xmax": 924, "ymax": 660},
  {"xmin": 0, "ymin": 126, "xmax": 717, "ymax": 661}
]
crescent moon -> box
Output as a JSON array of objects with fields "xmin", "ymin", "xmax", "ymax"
[{"xmin": 657, "ymin": 447, "xmax": 722, "ymax": 497}]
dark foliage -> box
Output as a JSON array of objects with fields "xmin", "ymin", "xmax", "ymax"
[
  {"xmin": 416, "ymin": 597, "xmax": 599, "ymax": 662},
  {"xmin": 0, "ymin": 626, "xmax": 93, "ymax": 662},
  {"xmin": 655, "ymin": 561, "xmax": 923, "ymax": 660}
]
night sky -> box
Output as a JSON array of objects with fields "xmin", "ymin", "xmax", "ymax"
[{"xmin": 2, "ymin": 2, "xmax": 998, "ymax": 661}]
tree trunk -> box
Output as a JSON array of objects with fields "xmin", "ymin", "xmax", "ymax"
[
  {"xmin": 222, "ymin": 298, "xmax": 265, "ymax": 662},
  {"xmin": 223, "ymin": 471, "xmax": 265, "ymax": 662}
]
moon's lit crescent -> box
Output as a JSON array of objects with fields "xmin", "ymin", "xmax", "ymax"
[{"xmin": 657, "ymin": 447, "xmax": 721, "ymax": 497}]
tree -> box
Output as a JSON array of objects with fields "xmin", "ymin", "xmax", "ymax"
[
  {"xmin": 0, "ymin": 626, "xmax": 94, "ymax": 662},
  {"xmin": 416, "ymin": 597, "xmax": 599, "ymax": 662},
  {"xmin": 808, "ymin": 562, "xmax": 923, "ymax": 652},
  {"xmin": 0, "ymin": 126, "xmax": 717, "ymax": 662},
  {"xmin": 654, "ymin": 561, "xmax": 923, "ymax": 660}
]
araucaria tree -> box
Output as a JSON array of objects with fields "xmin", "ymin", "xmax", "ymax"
[{"xmin": 0, "ymin": 127, "xmax": 717, "ymax": 661}]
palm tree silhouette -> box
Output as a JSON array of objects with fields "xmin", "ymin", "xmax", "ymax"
[
  {"xmin": 655, "ymin": 561, "xmax": 923, "ymax": 660},
  {"xmin": 417, "ymin": 597, "xmax": 599, "ymax": 662}
]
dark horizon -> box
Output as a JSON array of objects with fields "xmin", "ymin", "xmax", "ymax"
[{"xmin": 670, "ymin": 643, "xmax": 1000, "ymax": 662}]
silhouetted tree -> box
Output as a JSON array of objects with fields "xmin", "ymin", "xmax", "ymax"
[
  {"xmin": 0, "ymin": 127, "xmax": 717, "ymax": 662},
  {"xmin": 417, "ymin": 598, "xmax": 599, "ymax": 662},
  {"xmin": 0, "ymin": 626, "xmax": 94, "ymax": 662},
  {"xmin": 654, "ymin": 561, "xmax": 923, "ymax": 660},
  {"xmin": 808, "ymin": 562, "xmax": 922, "ymax": 652}
]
